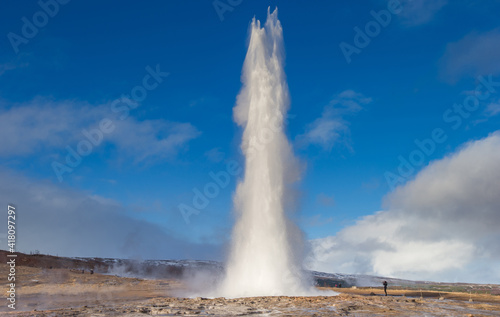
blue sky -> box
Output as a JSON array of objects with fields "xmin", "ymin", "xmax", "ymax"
[{"xmin": 1, "ymin": 0, "xmax": 500, "ymax": 281}]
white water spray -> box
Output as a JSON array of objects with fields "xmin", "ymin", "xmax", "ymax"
[{"xmin": 219, "ymin": 8, "xmax": 312, "ymax": 297}]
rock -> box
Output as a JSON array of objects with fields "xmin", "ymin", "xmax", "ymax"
[{"xmin": 139, "ymin": 307, "xmax": 151, "ymax": 313}]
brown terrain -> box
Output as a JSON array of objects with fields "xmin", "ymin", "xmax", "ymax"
[{"xmin": 1, "ymin": 251, "xmax": 500, "ymax": 316}]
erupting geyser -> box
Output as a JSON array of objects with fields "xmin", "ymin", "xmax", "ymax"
[{"xmin": 219, "ymin": 8, "xmax": 312, "ymax": 297}]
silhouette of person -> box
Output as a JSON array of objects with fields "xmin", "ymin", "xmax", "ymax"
[{"xmin": 383, "ymin": 281, "xmax": 388, "ymax": 296}]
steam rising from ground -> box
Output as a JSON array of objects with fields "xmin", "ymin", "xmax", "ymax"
[{"xmin": 217, "ymin": 8, "xmax": 313, "ymax": 297}]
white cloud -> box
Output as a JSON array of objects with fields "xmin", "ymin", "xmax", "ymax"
[
  {"xmin": 440, "ymin": 28, "xmax": 500, "ymax": 83},
  {"xmin": 0, "ymin": 168, "xmax": 219, "ymax": 260},
  {"xmin": 0, "ymin": 99, "xmax": 101, "ymax": 156},
  {"xmin": 296, "ymin": 90, "xmax": 371, "ymax": 151},
  {"xmin": 0, "ymin": 98, "xmax": 200, "ymax": 162},
  {"xmin": 110, "ymin": 119, "xmax": 200, "ymax": 163},
  {"xmin": 309, "ymin": 132, "xmax": 500, "ymax": 283},
  {"xmin": 398, "ymin": 0, "xmax": 447, "ymax": 26},
  {"xmin": 485, "ymin": 100, "xmax": 500, "ymax": 117}
]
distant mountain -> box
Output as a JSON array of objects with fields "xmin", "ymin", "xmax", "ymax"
[{"xmin": 1, "ymin": 250, "xmax": 496, "ymax": 290}]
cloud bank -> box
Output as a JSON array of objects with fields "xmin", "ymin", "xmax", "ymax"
[
  {"xmin": 0, "ymin": 169, "xmax": 219, "ymax": 260},
  {"xmin": 0, "ymin": 98, "xmax": 200, "ymax": 161},
  {"xmin": 310, "ymin": 132, "xmax": 500, "ymax": 283}
]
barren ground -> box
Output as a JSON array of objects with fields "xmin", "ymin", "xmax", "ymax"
[{"xmin": 1, "ymin": 264, "xmax": 500, "ymax": 316}]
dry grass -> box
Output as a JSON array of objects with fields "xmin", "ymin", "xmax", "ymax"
[{"xmin": 1, "ymin": 263, "xmax": 500, "ymax": 316}]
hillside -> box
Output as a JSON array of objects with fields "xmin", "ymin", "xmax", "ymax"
[{"xmin": 1, "ymin": 249, "xmax": 498, "ymax": 294}]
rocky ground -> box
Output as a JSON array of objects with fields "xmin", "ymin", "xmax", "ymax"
[{"xmin": 1, "ymin": 263, "xmax": 500, "ymax": 316}]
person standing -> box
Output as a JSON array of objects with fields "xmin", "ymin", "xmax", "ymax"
[{"xmin": 383, "ymin": 281, "xmax": 388, "ymax": 296}]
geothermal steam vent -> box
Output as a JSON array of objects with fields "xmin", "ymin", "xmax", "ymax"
[{"xmin": 219, "ymin": 8, "xmax": 312, "ymax": 297}]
